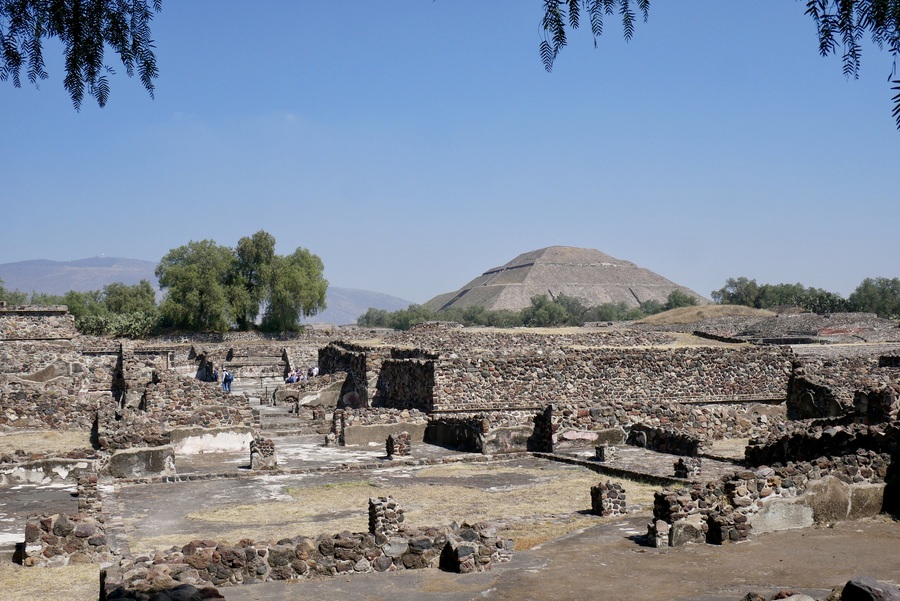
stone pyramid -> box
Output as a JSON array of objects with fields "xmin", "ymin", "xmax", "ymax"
[{"xmin": 424, "ymin": 246, "xmax": 707, "ymax": 312}]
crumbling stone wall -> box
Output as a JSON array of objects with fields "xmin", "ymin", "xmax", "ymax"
[
  {"xmin": 101, "ymin": 498, "xmax": 513, "ymax": 597},
  {"xmin": 626, "ymin": 424, "xmax": 706, "ymax": 456},
  {"xmin": 649, "ymin": 449, "xmax": 892, "ymax": 547},
  {"xmin": 591, "ymin": 480, "xmax": 627, "ymax": 516},
  {"xmin": 0, "ymin": 376, "xmax": 97, "ymax": 430},
  {"xmin": 746, "ymin": 421, "xmax": 900, "ymax": 466},
  {"xmin": 0, "ymin": 306, "xmax": 75, "ymax": 340},
  {"xmin": 22, "ymin": 512, "xmax": 110, "ymax": 566},
  {"xmin": 375, "ymin": 358, "xmax": 435, "ymax": 411},
  {"xmin": 786, "ymin": 356, "xmax": 898, "ymax": 420}
]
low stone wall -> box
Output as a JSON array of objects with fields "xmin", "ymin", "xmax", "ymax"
[
  {"xmin": 626, "ymin": 424, "xmax": 706, "ymax": 456},
  {"xmin": 22, "ymin": 512, "xmax": 110, "ymax": 566},
  {"xmin": 0, "ymin": 457, "xmax": 95, "ymax": 485},
  {"xmin": 746, "ymin": 421, "xmax": 900, "ymax": 466},
  {"xmin": 427, "ymin": 409, "xmax": 541, "ymax": 454},
  {"xmin": 649, "ymin": 449, "xmax": 892, "ymax": 547},
  {"xmin": 334, "ymin": 408, "xmax": 428, "ymax": 446},
  {"xmin": 101, "ymin": 499, "xmax": 513, "ymax": 598}
]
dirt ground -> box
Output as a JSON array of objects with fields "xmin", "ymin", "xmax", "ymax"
[{"xmin": 118, "ymin": 457, "xmax": 660, "ymax": 553}]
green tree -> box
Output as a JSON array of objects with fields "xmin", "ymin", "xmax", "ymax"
[
  {"xmin": 711, "ymin": 277, "xmax": 761, "ymax": 307},
  {"xmin": 849, "ymin": 277, "xmax": 900, "ymax": 318},
  {"xmin": 260, "ymin": 248, "xmax": 328, "ymax": 332},
  {"xmin": 103, "ymin": 280, "xmax": 157, "ymax": 315},
  {"xmin": 0, "ymin": 278, "xmax": 27, "ymax": 304},
  {"xmin": 0, "ymin": 0, "xmax": 161, "ymax": 109},
  {"xmin": 231, "ymin": 230, "xmax": 277, "ymax": 330},
  {"xmin": 521, "ymin": 295, "xmax": 568, "ymax": 327},
  {"xmin": 664, "ymin": 289, "xmax": 698, "ymax": 311},
  {"xmin": 156, "ymin": 239, "xmax": 235, "ymax": 332},
  {"xmin": 357, "ymin": 307, "xmax": 391, "ymax": 328},
  {"xmin": 540, "ymin": 1, "xmax": 900, "ymax": 129}
]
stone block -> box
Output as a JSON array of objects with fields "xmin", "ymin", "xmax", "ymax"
[
  {"xmin": 847, "ymin": 483, "xmax": 886, "ymax": 520},
  {"xmin": 102, "ymin": 445, "xmax": 175, "ymax": 479},
  {"xmin": 748, "ymin": 499, "xmax": 814, "ymax": 534},
  {"xmin": 670, "ymin": 514, "xmax": 706, "ymax": 547},
  {"xmin": 803, "ymin": 475, "xmax": 851, "ymax": 523}
]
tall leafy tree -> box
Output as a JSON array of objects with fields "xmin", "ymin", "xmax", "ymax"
[
  {"xmin": 103, "ymin": 280, "xmax": 157, "ymax": 315},
  {"xmin": 261, "ymin": 248, "xmax": 328, "ymax": 332},
  {"xmin": 231, "ymin": 230, "xmax": 276, "ymax": 330},
  {"xmin": 156, "ymin": 240, "xmax": 235, "ymax": 332},
  {"xmin": 711, "ymin": 277, "xmax": 761, "ymax": 307}
]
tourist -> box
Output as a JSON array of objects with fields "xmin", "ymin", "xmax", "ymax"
[
  {"xmin": 222, "ymin": 369, "xmax": 231, "ymax": 392},
  {"xmin": 312, "ymin": 365, "xmax": 319, "ymax": 377}
]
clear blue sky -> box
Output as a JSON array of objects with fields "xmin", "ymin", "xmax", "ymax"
[{"xmin": 2, "ymin": 1, "xmax": 897, "ymax": 303}]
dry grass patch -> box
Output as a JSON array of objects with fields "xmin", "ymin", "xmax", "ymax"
[
  {"xmin": 0, "ymin": 562, "xmax": 98, "ymax": 601},
  {"xmin": 0, "ymin": 430, "xmax": 91, "ymax": 456},
  {"xmin": 636, "ymin": 305, "xmax": 775, "ymax": 326},
  {"xmin": 133, "ymin": 463, "xmax": 657, "ymax": 552}
]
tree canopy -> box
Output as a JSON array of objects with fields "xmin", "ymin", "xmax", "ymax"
[
  {"xmin": 155, "ymin": 231, "xmax": 327, "ymax": 333},
  {"xmin": 0, "ymin": 0, "xmax": 161, "ymax": 109},
  {"xmin": 540, "ymin": 0, "xmax": 900, "ymax": 129},
  {"xmin": 711, "ymin": 275, "xmax": 900, "ymax": 317}
]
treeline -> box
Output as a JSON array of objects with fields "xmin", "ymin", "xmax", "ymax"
[
  {"xmin": 0, "ymin": 279, "xmax": 160, "ymax": 337},
  {"xmin": 357, "ymin": 290, "xmax": 699, "ymax": 331},
  {"xmin": 0, "ymin": 230, "xmax": 328, "ymax": 337},
  {"xmin": 711, "ymin": 277, "xmax": 900, "ymax": 318}
]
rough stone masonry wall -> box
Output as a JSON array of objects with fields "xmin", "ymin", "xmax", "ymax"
[
  {"xmin": 626, "ymin": 423, "xmax": 706, "ymax": 456},
  {"xmin": 433, "ymin": 346, "xmax": 791, "ymax": 410},
  {"xmin": 0, "ymin": 306, "xmax": 75, "ymax": 340},
  {"xmin": 745, "ymin": 421, "xmax": 900, "ymax": 466},
  {"xmin": 102, "ymin": 510, "xmax": 513, "ymax": 597},
  {"xmin": 96, "ymin": 353, "xmax": 254, "ymax": 450},
  {"xmin": 650, "ymin": 449, "xmax": 892, "ymax": 546},
  {"xmin": 375, "ymin": 358, "xmax": 435, "ymax": 412},
  {"xmin": 319, "ymin": 341, "xmax": 368, "ymax": 376},
  {"xmin": 787, "ymin": 356, "xmax": 900, "ymax": 419}
]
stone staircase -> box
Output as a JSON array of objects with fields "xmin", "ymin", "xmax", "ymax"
[
  {"xmin": 223, "ymin": 354, "xmax": 286, "ymax": 402},
  {"xmin": 254, "ymin": 405, "xmax": 329, "ymax": 436}
]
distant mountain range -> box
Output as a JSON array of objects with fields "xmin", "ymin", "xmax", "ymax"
[{"xmin": 0, "ymin": 257, "xmax": 413, "ymax": 326}]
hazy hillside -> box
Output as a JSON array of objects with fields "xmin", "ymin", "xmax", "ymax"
[
  {"xmin": 0, "ymin": 257, "xmax": 412, "ymax": 325},
  {"xmin": 0, "ymin": 257, "xmax": 157, "ymax": 295}
]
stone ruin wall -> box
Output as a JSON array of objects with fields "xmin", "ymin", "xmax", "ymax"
[
  {"xmin": 650, "ymin": 448, "xmax": 892, "ymax": 547},
  {"xmin": 746, "ymin": 420, "xmax": 900, "ymax": 466},
  {"xmin": 433, "ymin": 346, "xmax": 791, "ymax": 410},
  {"xmin": 0, "ymin": 306, "xmax": 75, "ymax": 340},
  {"xmin": 98, "ymin": 496, "xmax": 512, "ymax": 598},
  {"xmin": 787, "ymin": 355, "xmax": 899, "ymax": 420},
  {"xmin": 375, "ymin": 358, "xmax": 436, "ymax": 412}
]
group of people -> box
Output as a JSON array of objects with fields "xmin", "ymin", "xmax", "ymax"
[{"xmin": 285, "ymin": 365, "xmax": 318, "ymax": 384}]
